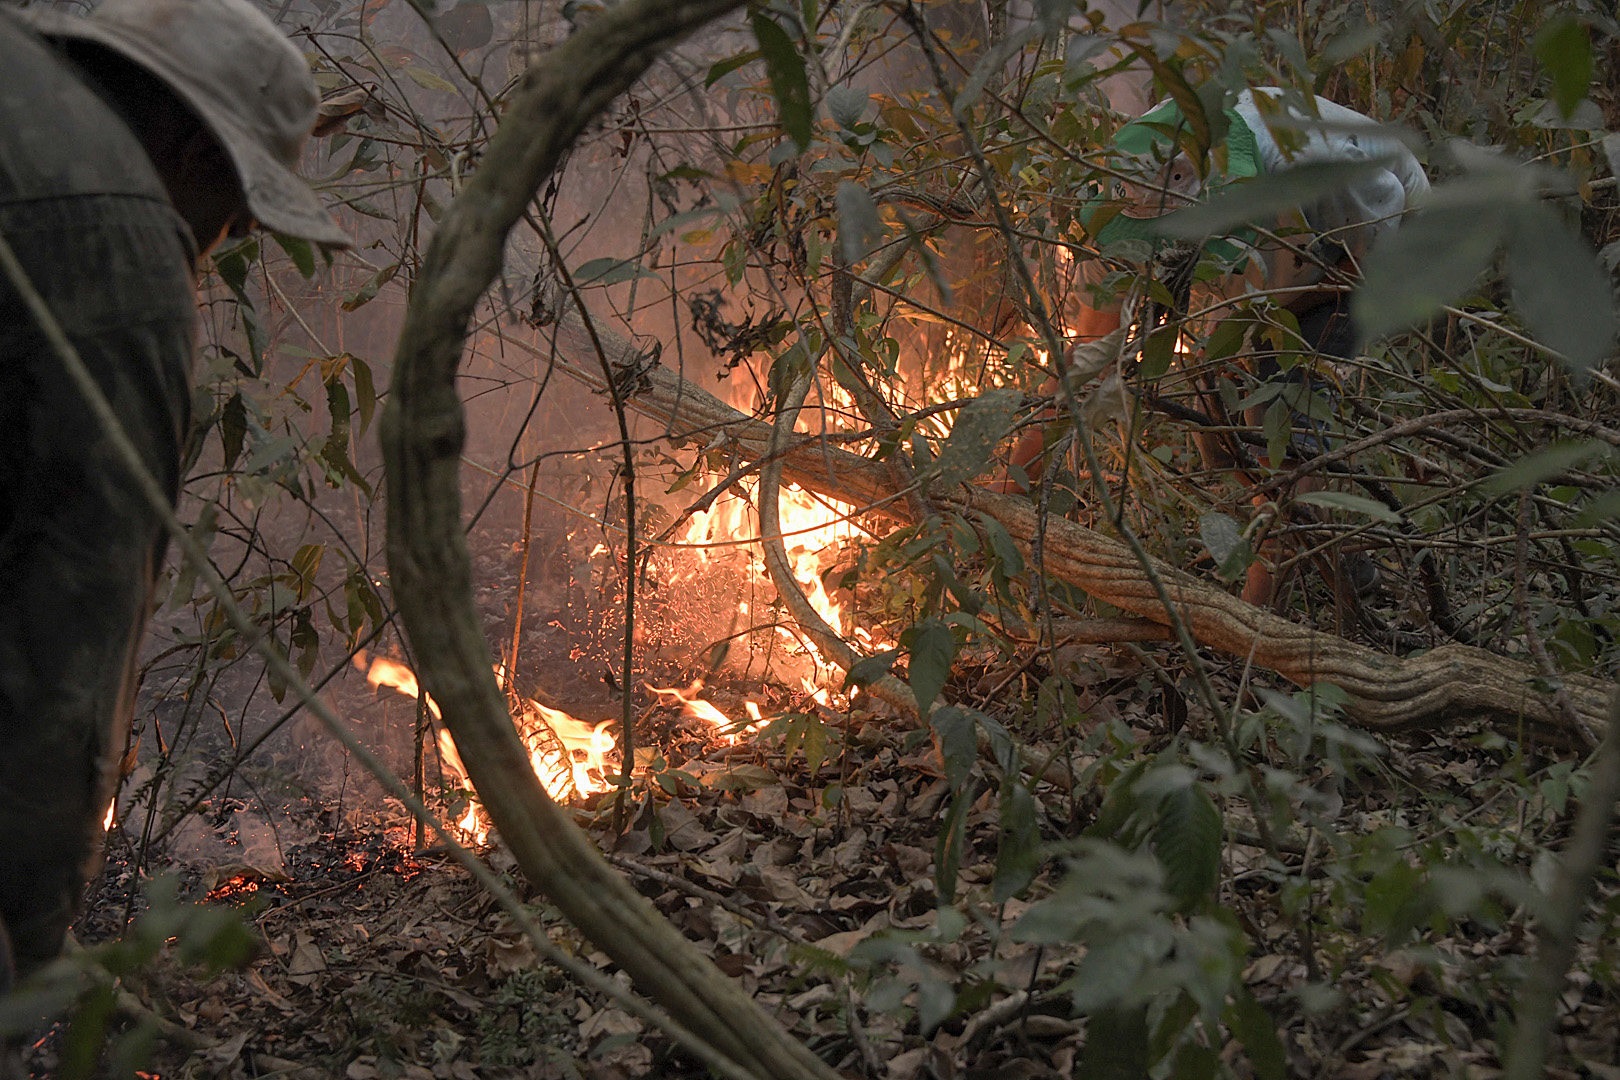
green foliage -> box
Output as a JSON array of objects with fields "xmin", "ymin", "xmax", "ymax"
[
  {"xmin": 474, "ymin": 967, "xmax": 574, "ymax": 1067},
  {"xmin": 1198, "ymin": 510, "xmax": 1253, "ymax": 581},
  {"xmin": 127, "ymin": 0, "xmax": 1620, "ymax": 1072},
  {"xmin": 1151, "ymin": 782, "xmax": 1223, "ymax": 913},
  {"xmin": 905, "ymin": 618, "xmax": 957, "ymax": 713},
  {"xmin": 934, "ymin": 388, "xmax": 1024, "ymax": 489},
  {"xmin": 0, "ymin": 877, "xmax": 255, "ymax": 1080},
  {"xmin": 750, "ymin": 9, "xmax": 812, "ymax": 151},
  {"xmin": 1534, "ymin": 15, "xmax": 1595, "ymax": 120}
]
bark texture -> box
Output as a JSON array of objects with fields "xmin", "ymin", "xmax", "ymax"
[
  {"xmin": 544, "ymin": 308, "xmax": 1611, "ymax": 747},
  {"xmin": 381, "ymin": 4, "xmax": 841, "ymax": 1078}
]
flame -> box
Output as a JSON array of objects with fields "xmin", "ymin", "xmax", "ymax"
[
  {"xmin": 648, "ymin": 680, "xmax": 764, "ymax": 743},
  {"xmin": 363, "ymin": 655, "xmax": 440, "ymax": 718},
  {"xmin": 674, "ymin": 478, "xmax": 863, "ymax": 698},
  {"xmin": 102, "ymin": 799, "xmax": 115, "ymax": 832},
  {"xmin": 358, "ymin": 653, "xmax": 617, "ymax": 842}
]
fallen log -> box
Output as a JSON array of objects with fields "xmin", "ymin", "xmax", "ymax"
[{"xmin": 541, "ymin": 308, "xmax": 1611, "ymax": 746}]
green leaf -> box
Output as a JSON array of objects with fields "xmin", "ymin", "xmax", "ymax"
[
  {"xmin": 1482, "ymin": 439, "xmax": 1610, "ymax": 495},
  {"xmin": 404, "ymin": 65, "xmax": 457, "ymax": 93},
  {"xmin": 979, "ymin": 513, "xmax": 1025, "ymax": 579},
  {"xmin": 341, "ymin": 261, "xmax": 399, "ymax": 311},
  {"xmin": 272, "ymin": 233, "xmax": 317, "ymax": 277},
  {"xmin": 767, "ymin": 338, "xmax": 815, "ymax": 402},
  {"xmin": 1362, "ymin": 858, "xmax": 1426, "ymax": 939},
  {"xmin": 1199, "ymin": 511, "xmax": 1246, "ymax": 570},
  {"xmin": 573, "ymin": 256, "xmax": 656, "ymax": 286},
  {"xmin": 935, "ymin": 776, "xmax": 972, "ymax": 905},
  {"xmin": 1354, "ymin": 204, "xmax": 1506, "ymax": 340},
  {"xmin": 937, "ymin": 387, "xmax": 1022, "ymax": 488},
  {"xmin": 291, "ymin": 543, "xmax": 324, "ymax": 602},
  {"xmin": 1504, "ymin": 202, "xmax": 1618, "ymax": 373},
  {"xmin": 1320, "ymin": 22, "xmax": 1388, "ymax": 65},
  {"xmin": 826, "ymin": 84, "xmax": 869, "ymax": 130},
  {"xmin": 1167, "ymin": 1040, "xmax": 1220, "ymax": 1080},
  {"xmin": 1157, "ymin": 160, "xmax": 1390, "ymax": 240},
  {"xmin": 766, "ymin": 712, "xmax": 831, "ymax": 773},
  {"xmin": 241, "ymin": 433, "xmax": 299, "ymax": 476},
  {"xmin": 325, "ymin": 377, "xmax": 351, "ymax": 460},
  {"xmin": 350, "ymin": 354, "xmax": 377, "ymax": 439},
  {"xmin": 750, "ymin": 12, "xmax": 812, "ymax": 150},
  {"xmin": 1078, "ymin": 1005, "xmax": 1151, "ymax": 1080},
  {"xmin": 930, "ymin": 705, "xmax": 977, "ymax": 791},
  {"xmin": 1119, "ymin": 43, "xmax": 1220, "ymax": 162},
  {"xmin": 907, "ymin": 618, "xmax": 955, "ymax": 714},
  {"xmin": 1294, "ymin": 490, "xmax": 1402, "ymax": 522},
  {"xmin": 994, "ymin": 781, "xmax": 1040, "ymax": 901},
  {"xmin": 845, "ymin": 649, "xmax": 899, "ymax": 691},
  {"xmin": 1534, "ymin": 16, "xmax": 1593, "ymax": 119},
  {"xmin": 836, "ymin": 181, "xmax": 883, "ymax": 265},
  {"xmin": 1137, "ymin": 325, "xmax": 1176, "ymax": 380},
  {"xmin": 705, "ymin": 47, "xmax": 760, "ymax": 87},
  {"xmin": 1263, "ymin": 398, "xmax": 1292, "ymax": 469},
  {"xmin": 219, "ymin": 392, "xmax": 247, "ymax": 472},
  {"xmin": 1151, "ymin": 783, "xmax": 1222, "ymax": 911},
  {"xmin": 1227, "ymin": 988, "xmax": 1287, "ymax": 1080}
]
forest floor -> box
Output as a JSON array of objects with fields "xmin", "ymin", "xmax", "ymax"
[
  {"xmin": 11, "ymin": 512, "xmax": 1619, "ymax": 1079},
  {"xmin": 22, "ymin": 645, "xmax": 1620, "ymax": 1080}
]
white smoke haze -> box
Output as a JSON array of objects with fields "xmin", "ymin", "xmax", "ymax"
[{"xmin": 109, "ymin": 0, "xmax": 1180, "ymax": 854}]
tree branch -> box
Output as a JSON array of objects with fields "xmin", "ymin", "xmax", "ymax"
[
  {"xmin": 541, "ymin": 310, "xmax": 1612, "ymax": 746},
  {"xmin": 380, "ymin": 3, "xmax": 842, "ymax": 1077}
]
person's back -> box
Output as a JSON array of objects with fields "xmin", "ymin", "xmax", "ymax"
[{"xmin": 0, "ymin": 5, "xmax": 197, "ymax": 987}]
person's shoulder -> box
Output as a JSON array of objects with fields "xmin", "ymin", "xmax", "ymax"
[{"xmin": 0, "ymin": 8, "xmax": 166, "ymax": 204}]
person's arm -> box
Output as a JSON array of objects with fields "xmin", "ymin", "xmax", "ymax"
[{"xmin": 996, "ymin": 304, "xmax": 1123, "ymax": 493}]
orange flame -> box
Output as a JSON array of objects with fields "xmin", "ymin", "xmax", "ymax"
[
  {"xmin": 648, "ymin": 680, "xmax": 764, "ymax": 744},
  {"xmin": 674, "ymin": 479, "xmax": 864, "ymax": 699},
  {"xmin": 363, "ymin": 655, "xmax": 439, "ymax": 718},
  {"xmin": 358, "ymin": 653, "xmax": 617, "ymax": 841}
]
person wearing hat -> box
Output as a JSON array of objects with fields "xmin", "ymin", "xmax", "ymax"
[
  {"xmin": 1006, "ymin": 87, "xmax": 1428, "ymax": 605},
  {"xmin": 0, "ymin": 0, "xmax": 348, "ymax": 1004}
]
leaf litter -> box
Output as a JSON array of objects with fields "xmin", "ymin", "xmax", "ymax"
[{"xmin": 33, "ymin": 644, "xmax": 1620, "ymax": 1078}]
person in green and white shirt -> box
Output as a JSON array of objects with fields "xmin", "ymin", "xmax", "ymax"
[
  {"xmin": 1085, "ymin": 87, "xmax": 1429, "ymax": 341},
  {"xmin": 1013, "ymin": 88, "xmax": 1429, "ymax": 605}
]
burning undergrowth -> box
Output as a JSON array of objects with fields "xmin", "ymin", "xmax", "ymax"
[{"xmin": 343, "ymin": 457, "xmax": 888, "ymax": 843}]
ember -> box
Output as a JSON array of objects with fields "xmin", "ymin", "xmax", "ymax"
[{"xmin": 204, "ymin": 874, "xmax": 262, "ymax": 903}]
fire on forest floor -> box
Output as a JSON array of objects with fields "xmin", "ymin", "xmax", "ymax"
[{"xmin": 35, "ymin": 650, "xmax": 1618, "ymax": 1080}]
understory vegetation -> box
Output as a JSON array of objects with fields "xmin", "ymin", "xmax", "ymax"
[{"xmin": 9, "ymin": 0, "xmax": 1620, "ymax": 1077}]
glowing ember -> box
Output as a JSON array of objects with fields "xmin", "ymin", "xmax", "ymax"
[{"xmin": 204, "ymin": 874, "xmax": 261, "ymax": 903}]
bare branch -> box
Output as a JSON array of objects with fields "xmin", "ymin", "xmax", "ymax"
[{"xmin": 380, "ymin": 2, "xmax": 844, "ymax": 1076}]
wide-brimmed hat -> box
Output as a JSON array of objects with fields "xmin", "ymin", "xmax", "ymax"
[{"xmin": 22, "ymin": 0, "xmax": 351, "ymax": 248}]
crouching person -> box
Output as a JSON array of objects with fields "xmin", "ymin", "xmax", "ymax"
[
  {"xmin": 0, "ymin": 0, "xmax": 349, "ymax": 1018},
  {"xmin": 1009, "ymin": 87, "xmax": 1428, "ymax": 606}
]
